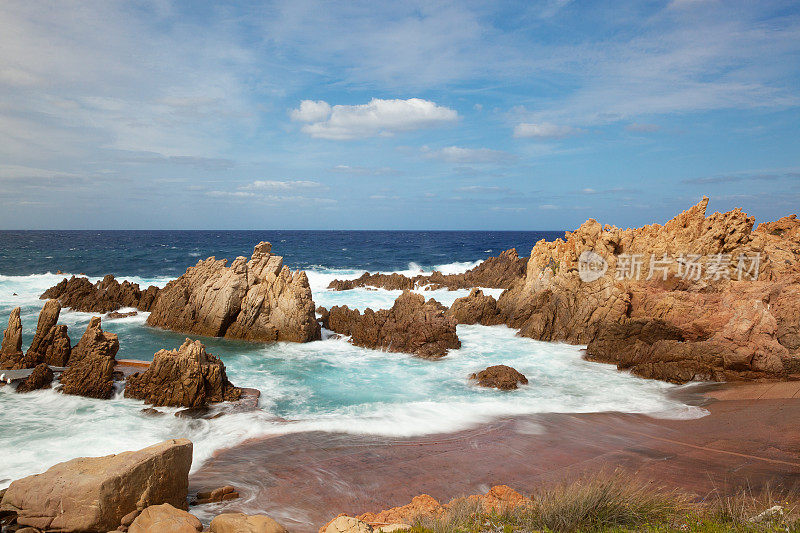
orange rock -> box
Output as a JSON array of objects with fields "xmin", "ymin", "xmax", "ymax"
[{"xmin": 358, "ymin": 494, "xmax": 444, "ymax": 524}]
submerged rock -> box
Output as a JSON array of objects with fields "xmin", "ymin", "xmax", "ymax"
[
  {"xmin": 125, "ymin": 339, "xmax": 242, "ymax": 408},
  {"xmin": 40, "ymin": 274, "xmax": 160, "ymax": 313},
  {"xmin": 146, "ymin": 242, "xmax": 320, "ymax": 342},
  {"xmin": 60, "ymin": 317, "xmax": 119, "ymax": 399},
  {"xmin": 0, "ymin": 439, "xmax": 192, "ymax": 532},
  {"xmin": 470, "ymin": 365, "xmax": 528, "ymax": 390},
  {"xmin": 15, "ymin": 363, "xmax": 54, "ymax": 393},
  {"xmin": 323, "ymin": 290, "xmax": 460, "ymax": 359}
]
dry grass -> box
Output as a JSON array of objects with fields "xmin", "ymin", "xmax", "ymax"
[{"xmin": 408, "ymin": 471, "xmax": 800, "ymax": 533}]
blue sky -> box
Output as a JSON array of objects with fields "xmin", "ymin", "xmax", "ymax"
[{"xmin": 0, "ymin": 0, "xmax": 798, "ymax": 230}]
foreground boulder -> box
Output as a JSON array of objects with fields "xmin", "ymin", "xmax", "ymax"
[
  {"xmin": 498, "ymin": 197, "xmax": 800, "ymax": 383},
  {"xmin": 147, "ymin": 242, "xmax": 320, "ymax": 342},
  {"xmin": 128, "ymin": 503, "xmax": 202, "ymax": 533},
  {"xmin": 470, "ymin": 365, "xmax": 528, "ymax": 390},
  {"xmin": 210, "ymin": 512, "xmax": 287, "ymax": 533},
  {"xmin": 41, "ymin": 274, "xmax": 160, "ymax": 313},
  {"xmin": 0, "ymin": 439, "xmax": 192, "ymax": 532},
  {"xmin": 60, "ymin": 317, "xmax": 119, "ymax": 399},
  {"xmin": 15, "ymin": 363, "xmax": 54, "ymax": 393},
  {"xmin": 328, "ymin": 248, "xmax": 527, "ymax": 292},
  {"xmin": 125, "ymin": 339, "xmax": 242, "ymax": 408},
  {"xmin": 322, "ymin": 291, "xmax": 460, "ymax": 359},
  {"xmin": 447, "ymin": 288, "xmax": 503, "ymax": 325}
]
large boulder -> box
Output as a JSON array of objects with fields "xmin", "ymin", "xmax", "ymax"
[
  {"xmin": 41, "ymin": 274, "xmax": 160, "ymax": 313},
  {"xmin": 128, "ymin": 503, "xmax": 202, "ymax": 533},
  {"xmin": 60, "ymin": 317, "xmax": 119, "ymax": 399},
  {"xmin": 447, "ymin": 288, "xmax": 503, "ymax": 325},
  {"xmin": 0, "ymin": 439, "xmax": 193, "ymax": 532},
  {"xmin": 0, "ymin": 306, "xmax": 23, "ymax": 368},
  {"xmin": 146, "ymin": 242, "xmax": 320, "ymax": 342},
  {"xmin": 323, "ymin": 291, "xmax": 461, "ymax": 359},
  {"xmin": 16, "ymin": 363, "xmax": 54, "ymax": 393},
  {"xmin": 125, "ymin": 339, "xmax": 242, "ymax": 408},
  {"xmin": 209, "ymin": 513, "xmax": 288, "ymax": 533},
  {"xmin": 469, "ymin": 365, "xmax": 528, "ymax": 390}
]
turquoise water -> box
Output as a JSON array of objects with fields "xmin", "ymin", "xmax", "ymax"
[{"xmin": 0, "ymin": 234, "xmax": 706, "ymax": 488}]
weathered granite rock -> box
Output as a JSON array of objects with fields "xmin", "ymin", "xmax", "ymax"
[
  {"xmin": 128, "ymin": 503, "xmax": 202, "ymax": 533},
  {"xmin": 125, "ymin": 339, "xmax": 241, "ymax": 408},
  {"xmin": 470, "ymin": 365, "xmax": 528, "ymax": 390},
  {"xmin": 18, "ymin": 299, "xmax": 68, "ymax": 369},
  {"xmin": 41, "ymin": 274, "xmax": 160, "ymax": 313},
  {"xmin": 0, "ymin": 307, "xmax": 23, "ymax": 368},
  {"xmin": 0, "ymin": 439, "xmax": 192, "ymax": 532},
  {"xmin": 328, "ymin": 249, "xmax": 528, "ymax": 292},
  {"xmin": 446, "ymin": 288, "xmax": 503, "ymax": 325},
  {"xmin": 323, "ymin": 291, "xmax": 460, "ymax": 359},
  {"xmin": 15, "ymin": 363, "xmax": 54, "ymax": 393},
  {"xmin": 497, "ymin": 197, "xmax": 800, "ymax": 383},
  {"xmin": 192, "ymin": 485, "xmax": 239, "ymax": 505},
  {"xmin": 323, "ymin": 516, "xmax": 373, "ymax": 533},
  {"xmin": 60, "ymin": 317, "xmax": 119, "ymax": 399},
  {"xmin": 209, "ymin": 512, "xmax": 287, "ymax": 533},
  {"xmin": 146, "ymin": 243, "xmax": 320, "ymax": 342}
]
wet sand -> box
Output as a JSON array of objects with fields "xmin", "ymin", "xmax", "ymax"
[{"xmin": 189, "ymin": 382, "xmax": 800, "ymax": 531}]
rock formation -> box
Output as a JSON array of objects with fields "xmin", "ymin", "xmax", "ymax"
[
  {"xmin": 322, "ymin": 291, "xmax": 460, "ymax": 359},
  {"xmin": 125, "ymin": 339, "xmax": 242, "ymax": 408},
  {"xmin": 209, "ymin": 513, "xmax": 288, "ymax": 533},
  {"xmin": 328, "ymin": 248, "xmax": 528, "ymax": 292},
  {"xmin": 15, "ymin": 363, "xmax": 54, "ymax": 393},
  {"xmin": 0, "ymin": 439, "xmax": 192, "ymax": 532},
  {"xmin": 41, "ymin": 274, "xmax": 160, "ymax": 313},
  {"xmin": 128, "ymin": 503, "xmax": 202, "ymax": 533},
  {"xmin": 0, "ymin": 307, "xmax": 23, "ymax": 368},
  {"xmin": 146, "ymin": 242, "xmax": 320, "ymax": 342},
  {"xmin": 470, "ymin": 365, "xmax": 528, "ymax": 390},
  {"xmin": 447, "ymin": 288, "xmax": 504, "ymax": 325},
  {"xmin": 60, "ymin": 317, "xmax": 119, "ymax": 399},
  {"xmin": 497, "ymin": 197, "xmax": 800, "ymax": 383}
]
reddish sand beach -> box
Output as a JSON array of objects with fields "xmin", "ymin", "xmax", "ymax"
[{"xmin": 189, "ymin": 382, "xmax": 800, "ymax": 531}]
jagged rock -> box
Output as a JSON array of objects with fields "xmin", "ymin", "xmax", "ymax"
[
  {"xmin": 447, "ymin": 288, "xmax": 503, "ymax": 325},
  {"xmin": 60, "ymin": 317, "xmax": 119, "ymax": 399},
  {"xmin": 328, "ymin": 249, "xmax": 528, "ymax": 292},
  {"xmin": 40, "ymin": 274, "xmax": 160, "ymax": 313},
  {"xmin": 209, "ymin": 512, "xmax": 287, "ymax": 533},
  {"xmin": 470, "ymin": 365, "xmax": 528, "ymax": 390},
  {"xmin": 42, "ymin": 324, "xmax": 71, "ymax": 367},
  {"xmin": 497, "ymin": 197, "xmax": 800, "ymax": 383},
  {"xmin": 128, "ymin": 503, "xmax": 202, "ymax": 533},
  {"xmin": 15, "ymin": 363, "xmax": 54, "ymax": 393},
  {"xmin": 125, "ymin": 339, "xmax": 241, "ymax": 408},
  {"xmin": 0, "ymin": 307, "xmax": 23, "ymax": 368},
  {"xmin": 146, "ymin": 242, "xmax": 320, "ymax": 342},
  {"xmin": 323, "ymin": 291, "xmax": 460, "ymax": 359},
  {"xmin": 0, "ymin": 439, "xmax": 192, "ymax": 532}
]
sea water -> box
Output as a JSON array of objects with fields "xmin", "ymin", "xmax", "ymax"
[{"xmin": 0, "ymin": 231, "xmax": 706, "ymax": 488}]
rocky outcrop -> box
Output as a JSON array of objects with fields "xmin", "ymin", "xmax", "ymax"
[
  {"xmin": 128, "ymin": 503, "xmax": 202, "ymax": 533},
  {"xmin": 497, "ymin": 197, "xmax": 800, "ymax": 383},
  {"xmin": 209, "ymin": 513, "xmax": 288, "ymax": 533},
  {"xmin": 146, "ymin": 242, "xmax": 320, "ymax": 342},
  {"xmin": 0, "ymin": 439, "xmax": 192, "ymax": 532},
  {"xmin": 322, "ymin": 291, "xmax": 460, "ymax": 359},
  {"xmin": 0, "ymin": 307, "xmax": 23, "ymax": 368},
  {"xmin": 16, "ymin": 363, "xmax": 54, "ymax": 393},
  {"xmin": 60, "ymin": 317, "xmax": 119, "ymax": 399},
  {"xmin": 125, "ymin": 339, "xmax": 241, "ymax": 408},
  {"xmin": 447, "ymin": 288, "xmax": 503, "ymax": 325},
  {"xmin": 469, "ymin": 365, "xmax": 528, "ymax": 390},
  {"xmin": 328, "ymin": 249, "xmax": 528, "ymax": 292},
  {"xmin": 41, "ymin": 274, "xmax": 160, "ymax": 313}
]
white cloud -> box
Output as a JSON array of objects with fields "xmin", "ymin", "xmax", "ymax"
[
  {"xmin": 241, "ymin": 180, "xmax": 322, "ymax": 191},
  {"xmin": 421, "ymin": 145, "xmax": 514, "ymax": 164},
  {"xmin": 514, "ymin": 122, "xmax": 581, "ymax": 139},
  {"xmin": 291, "ymin": 98, "xmax": 458, "ymax": 140}
]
